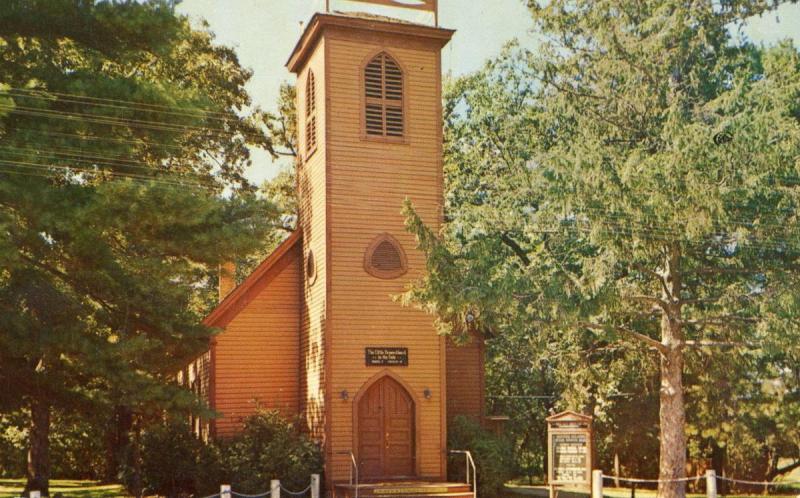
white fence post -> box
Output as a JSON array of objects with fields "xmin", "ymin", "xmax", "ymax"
[
  {"xmin": 271, "ymin": 479, "xmax": 281, "ymax": 498},
  {"xmin": 29, "ymin": 491, "xmax": 41, "ymax": 498},
  {"xmin": 311, "ymin": 474, "xmax": 321, "ymax": 498},
  {"xmin": 592, "ymin": 470, "xmax": 604, "ymax": 498},
  {"xmin": 221, "ymin": 484, "xmax": 232, "ymax": 498},
  {"xmin": 706, "ymin": 470, "xmax": 717, "ymax": 498}
]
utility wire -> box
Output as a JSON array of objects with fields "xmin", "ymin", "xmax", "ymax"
[
  {"xmin": 0, "ymin": 144, "xmax": 214, "ymax": 175},
  {"xmin": 0, "ymin": 159, "xmax": 219, "ymax": 191},
  {"xmin": 3, "ymin": 87, "xmax": 241, "ymax": 119},
  {"xmin": 0, "ymin": 104, "xmax": 267, "ymax": 141},
  {"xmin": 0, "ymin": 89, "xmax": 239, "ymax": 122},
  {"xmin": 4, "ymin": 150, "xmax": 799, "ymax": 249}
]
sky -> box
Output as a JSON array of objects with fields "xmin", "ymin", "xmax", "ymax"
[{"xmin": 176, "ymin": 0, "xmax": 800, "ymax": 186}]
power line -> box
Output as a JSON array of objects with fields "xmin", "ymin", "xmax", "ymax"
[
  {"xmin": 10, "ymin": 126, "xmax": 198, "ymax": 151},
  {"xmin": 0, "ymin": 89, "xmax": 239, "ymax": 122},
  {"xmin": 0, "ymin": 165, "xmax": 213, "ymax": 193},
  {"xmin": 0, "ymin": 144, "xmax": 213, "ymax": 175},
  {"xmin": 0, "ymin": 159, "xmax": 218, "ymax": 191},
  {"xmin": 0, "ymin": 104, "xmax": 268, "ymax": 142},
  {"xmin": 2, "ymin": 87, "xmax": 241, "ymax": 120}
]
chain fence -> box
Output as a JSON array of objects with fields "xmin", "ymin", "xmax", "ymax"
[{"xmin": 592, "ymin": 470, "xmax": 800, "ymax": 498}]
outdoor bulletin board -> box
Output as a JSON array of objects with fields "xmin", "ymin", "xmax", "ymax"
[{"xmin": 547, "ymin": 411, "xmax": 593, "ymax": 487}]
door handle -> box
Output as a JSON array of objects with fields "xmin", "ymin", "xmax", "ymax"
[{"xmin": 385, "ymin": 432, "xmax": 390, "ymax": 449}]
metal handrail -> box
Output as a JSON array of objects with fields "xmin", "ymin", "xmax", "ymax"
[
  {"xmin": 337, "ymin": 450, "xmax": 359, "ymax": 498},
  {"xmin": 450, "ymin": 450, "xmax": 477, "ymax": 498}
]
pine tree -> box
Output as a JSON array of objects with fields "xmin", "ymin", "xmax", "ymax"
[
  {"xmin": 0, "ymin": 1, "xmax": 282, "ymax": 494},
  {"xmin": 404, "ymin": 3, "xmax": 800, "ymax": 498}
]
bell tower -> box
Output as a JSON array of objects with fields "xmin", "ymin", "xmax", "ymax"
[{"xmin": 288, "ymin": 4, "xmax": 455, "ymax": 485}]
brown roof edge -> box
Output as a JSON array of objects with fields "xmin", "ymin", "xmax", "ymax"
[
  {"xmin": 203, "ymin": 230, "xmax": 302, "ymax": 328},
  {"xmin": 286, "ymin": 12, "xmax": 455, "ymax": 73}
]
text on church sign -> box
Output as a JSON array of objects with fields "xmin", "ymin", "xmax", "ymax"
[
  {"xmin": 365, "ymin": 347, "xmax": 409, "ymax": 366},
  {"xmin": 546, "ymin": 411, "xmax": 593, "ymax": 486},
  {"xmin": 551, "ymin": 433, "xmax": 589, "ymax": 483}
]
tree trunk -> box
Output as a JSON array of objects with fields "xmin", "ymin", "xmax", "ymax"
[
  {"xmin": 104, "ymin": 405, "xmax": 133, "ymax": 483},
  {"xmin": 658, "ymin": 247, "xmax": 687, "ymax": 498},
  {"xmin": 658, "ymin": 344, "xmax": 686, "ymax": 498},
  {"xmin": 25, "ymin": 395, "xmax": 50, "ymax": 497}
]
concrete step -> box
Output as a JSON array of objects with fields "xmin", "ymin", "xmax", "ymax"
[
  {"xmin": 334, "ymin": 482, "xmax": 473, "ymax": 498},
  {"xmin": 359, "ymin": 494, "xmax": 473, "ymax": 498}
]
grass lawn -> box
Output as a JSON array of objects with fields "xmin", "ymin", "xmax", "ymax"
[{"xmin": 0, "ymin": 479, "xmax": 127, "ymax": 498}]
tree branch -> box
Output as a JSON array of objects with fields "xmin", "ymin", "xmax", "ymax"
[
  {"xmin": 683, "ymin": 315, "xmax": 757, "ymax": 328},
  {"xmin": 769, "ymin": 460, "xmax": 800, "ymax": 480},
  {"xmin": 624, "ymin": 294, "xmax": 669, "ymax": 312},
  {"xmin": 581, "ymin": 322, "xmax": 668, "ymax": 355},
  {"xmin": 500, "ymin": 232, "xmax": 531, "ymax": 266},
  {"xmin": 633, "ymin": 263, "xmax": 673, "ymax": 300},
  {"xmin": 684, "ymin": 340, "xmax": 749, "ymax": 348}
]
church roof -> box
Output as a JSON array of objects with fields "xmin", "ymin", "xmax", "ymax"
[
  {"xmin": 204, "ymin": 230, "xmax": 302, "ymax": 328},
  {"xmin": 330, "ymin": 11, "xmax": 423, "ymax": 26},
  {"xmin": 287, "ymin": 12, "xmax": 454, "ymax": 73}
]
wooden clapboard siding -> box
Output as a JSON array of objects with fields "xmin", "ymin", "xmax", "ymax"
[
  {"xmin": 322, "ymin": 24, "xmax": 449, "ymax": 482},
  {"xmin": 298, "ymin": 37, "xmax": 329, "ymax": 442},
  {"xmin": 446, "ymin": 334, "xmax": 486, "ymax": 424},
  {"xmin": 181, "ymin": 350, "xmax": 213, "ymax": 441},
  {"xmin": 212, "ymin": 244, "xmax": 302, "ymax": 438}
]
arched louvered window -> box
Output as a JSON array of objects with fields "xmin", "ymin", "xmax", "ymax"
[
  {"xmin": 305, "ymin": 70, "xmax": 317, "ymax": 155},
  {"xmin": 364, "ymin": 52, "xmax": 404, "ymax": 138},
  {"xmin": 364, "ymin": 233, "xmax": 408, "ymax": 279}
]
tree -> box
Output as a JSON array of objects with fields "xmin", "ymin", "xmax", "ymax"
[
  {"xmin": 403, "ymin": 3, "xmax": 800, "ymax": 497},
  {"xmin": 0, "ymin": 1, "xmax": 282, "ymax": 494}
]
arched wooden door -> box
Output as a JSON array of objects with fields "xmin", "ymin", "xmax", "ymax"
[{"xmin": 357, "ymin": 376, "xmax": 415, "ymax": 479}]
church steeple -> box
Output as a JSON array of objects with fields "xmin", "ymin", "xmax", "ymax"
[{"xmin": 288, "ymin": 8, "xmax": 455, "ymax": 486}]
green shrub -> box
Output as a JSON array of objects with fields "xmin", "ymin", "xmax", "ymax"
[
  {"xmin": 134, "ymin": 410, "xmax": 323, "ymax": 497},
  {"xmin": 448, "ymin": 415, "xmax": 514, "ymax": 498},
  {"xmin": 0, "ymin": 414, "xmax": 27, "ymax": 478},
  {"xmin": 222, "ymin": 410, "xmax": 324, "ymax": 494},
  {"xmin": 137, "ymin": 419, "xmax": 224, "ymax": 497},
  {"xmin": 0, "ymin": 410, "xmax": 106, "ymax": 480}
]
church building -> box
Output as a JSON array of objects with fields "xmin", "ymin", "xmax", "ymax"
[{"xmin": 183, "ymin": 0, "xmax": 486, "ymax": 489}]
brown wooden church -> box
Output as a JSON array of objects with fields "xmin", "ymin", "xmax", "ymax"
[{"xmin": 182, "ymin": 0, "xmax": 485, "ymax": 489}]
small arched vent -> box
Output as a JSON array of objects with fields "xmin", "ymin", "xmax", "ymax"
[{"xmin": 364, "ymin": 234, "xmax": 407, "ymax": 279}]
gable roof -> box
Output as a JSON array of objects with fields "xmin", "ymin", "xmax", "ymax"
[
  {"xmin": 204, "ymin": 230, "xmax": 302, "ymax": 328},
  {"xmin": 546, "ymin": 410, "xmax": 593, "ymax": 424}
]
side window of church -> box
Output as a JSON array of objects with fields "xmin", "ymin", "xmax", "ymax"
[
  {"xmin": 306, "ymin": 70, "xmax": 317, "ymax": 155},
  {"xmin": 364, "ymin": 234, "xmax": 407, "ymax": 279},
  {"xmin": 364, "ymin": 52, "xmax": 404, "ymax": 138}
]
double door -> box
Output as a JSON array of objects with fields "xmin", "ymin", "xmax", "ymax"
[{"xmin": 357, "ymin": 376, "xmax": 415, "ymax": 479}]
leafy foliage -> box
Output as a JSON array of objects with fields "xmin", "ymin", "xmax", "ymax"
[
  {"xmin": 222, "ymin": 410, "xmax": 324, "ymax": 495},
  {"xmin": 133, "ymin": 411, "xmax": 322, "ymax": 497},
  {"xmin": 404, "ymin": 2, "xmax": 800, "ymax": 495},
  {"xmin": 0, "ymin": 410, "xmax": 108, "ymax": 480},
  {"xmin": 0, "ymin": 0, "xmax": 283, "ymax": 492},
  {"xmin": 137, "ymin": 418, "xmax": 223, "ymax": 498},
  {"xmin": 447, "ymin": 416, "xmax": 514, "ymax": 498}
]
